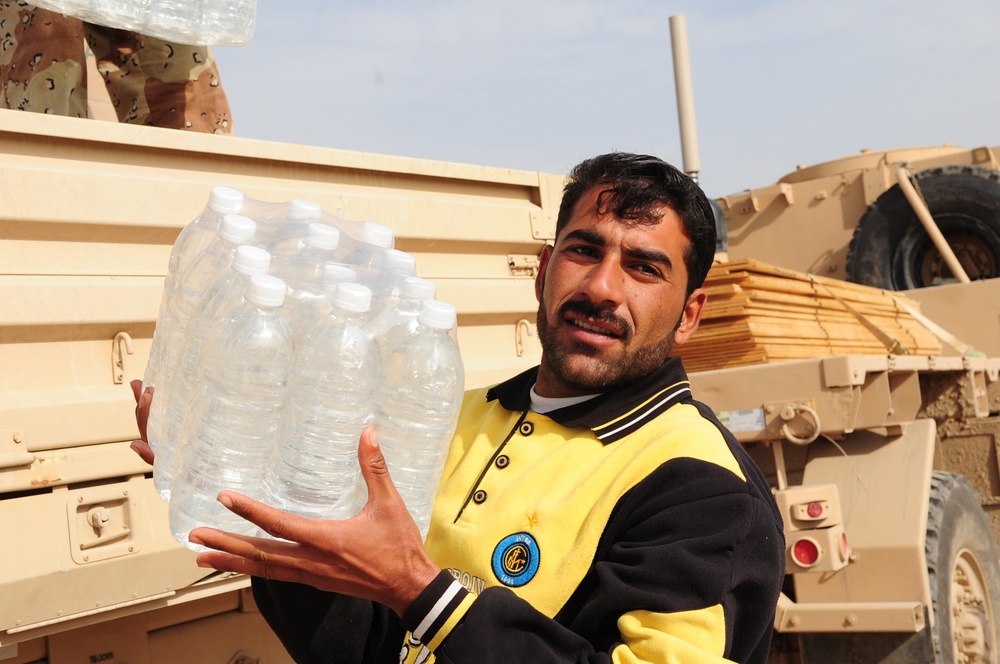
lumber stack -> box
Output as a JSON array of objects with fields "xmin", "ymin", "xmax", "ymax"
[{"xmin": 670, "ymin": 259, "xmax": 942, "ymax": 373}]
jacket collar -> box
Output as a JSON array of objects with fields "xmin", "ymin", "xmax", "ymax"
[{"xmin": 486, "ymin": 356, "xmax": 692, "ymax": 444}]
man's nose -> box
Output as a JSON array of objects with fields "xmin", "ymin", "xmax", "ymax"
[{"xmin": 579, "ymin": 259, "xmax": 625, "ymax": 306}]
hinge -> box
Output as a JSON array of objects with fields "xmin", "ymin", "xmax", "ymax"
[
  {"xmin": 508, "ymin": 254, "xmax": 540, "ymax": 278},
  {"xmin": 0, "ymin": 428, "xmax": 35, "ymax": 470}
]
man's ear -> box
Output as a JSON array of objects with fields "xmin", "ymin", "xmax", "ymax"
[
  {"xmin": 672, "ymin": 288, "xmax": 707, "ymax": 347},
  {"xmin": 535, "ymin": 244, "xmax": 554, "ymax": 303}
]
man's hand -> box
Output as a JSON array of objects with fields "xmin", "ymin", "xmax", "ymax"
[
  {"xmin": 129, "ymin": 378, "xmax": 155, "ymax": 464},
  {"xmin": 190, "ymin": 426, "xmax": 441, "ymax": 617}
]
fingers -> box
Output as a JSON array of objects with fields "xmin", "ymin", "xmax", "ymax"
[
  {"xmin": 130, "ymin": 378, "xmax": 143, "ymax": 403},
  {"xmin": 129, "ymin": 379, "xmax": 154, "ymax": 463},
  {"xmin": 130, "ymin": 439, "xmax": 155, "ymax": 465},
  {"xmin": 191, "ymin": 529, "xmax": 306, "ymax": 582},
  {"xmin": 358, "ymin": 426, "xmax": 397, "ymax": 505},
  {"xmin": 212, "ymin": 490, "xmax": 316, "ymax": 545}
]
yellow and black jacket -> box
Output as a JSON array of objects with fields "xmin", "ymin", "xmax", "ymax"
[{"xmin": 252, "ymin": 357, "xmax": 785, "ymax": 663}]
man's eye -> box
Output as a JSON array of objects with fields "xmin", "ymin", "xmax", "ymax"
[
  {"xmin": 633, "ymin": 264, "xmax": 661, "ymax": 277},
  {"xmin": 567, "ymin": 246, "xmax": 598, "ymax": 257}
]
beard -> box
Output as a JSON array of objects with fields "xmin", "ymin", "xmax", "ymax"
[{"xmin": 535, "ymin": 298, "xmax": 680, "ymax": 394}]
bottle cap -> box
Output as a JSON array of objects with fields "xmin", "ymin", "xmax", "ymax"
[
  {"xmin": 287, "ymin": 199, "xmax": 323, "ymax": 222},
  {"xmin": 401, "ymin": 276, "xmax": 436, "ymax": 301},
  {"xmin": 383, "ymin": 249, "xmax": 416, "ymax": 275},
  {"xmin": 333, "ymin": 282, "xmax": 372, "ymax": 313},
  {"xmin": 418, "ymin": 300, "xmax": 456, "ymax": 330},
  {"xmin": 359, "ymin": 222, "xmax": 394, "ymax": 249},
  {"xmin": 247, "ymin": 274, "xmax": 286, "ymax": 307},
  {"xmin": 219, "ymin": 214, "xmax": 256, "ymax": 244},
  {"xmin": 233, "ymin": 245, "xmax": 271, "ymax": 275},
  {"xmin": 304, "ymin": 223, "xmax": 340, "ymax": 251},
  {"xmin": 208, "ymin": 186, "xmax": 245, "ymax": 215},
  {"xmin": 322, "ymin": 263, "xmax": 357, "ymax": 286}
]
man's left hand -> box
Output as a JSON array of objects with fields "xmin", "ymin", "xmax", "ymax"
[{"xmin": 189, "ymin": 426, "xmax": 441, "ymax": 617}]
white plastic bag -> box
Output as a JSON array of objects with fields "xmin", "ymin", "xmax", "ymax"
[{"xmin": 29, "ymin": 0, "xmax": 256, "ymax": 46}]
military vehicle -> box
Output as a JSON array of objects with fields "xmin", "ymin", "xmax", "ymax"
[
  {"xmin": 668, "ymin": 14, "xmax": 1000, "ymax": 663},
  {"xmin": 2, "ymin": 15, "xmax": 1000, "ymax": 664}
]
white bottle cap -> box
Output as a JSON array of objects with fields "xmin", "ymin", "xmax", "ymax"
[
  {"xmin": 247, "ymin": 274, "xmax": 286, "ymax": 307},
  {"xmin": 304, "ymin": 223, "xmax": 340, "ymax": 251},
  {"xmin": 333, "ymin": 282, "xmax": 372, "ymax": 313},
  {"xmin": 322, "ymin": 263, "xmax": 357, "ymax": 285},
  {"xmin": 383, "ymin": 249, "xmax": 416, "ymax": 274},
  {"xmin": 219, "ymin": 214, "xmax": 256, "ymax": 244},
  {"xmin": 233, "ymin": 245, "xmax": 271, "ymax": 275},
  {"xmin": 287, "ymin": 199, "xmax": 323, "ymax": 222},
  {"xmin": 208, "ymin": 186, "xmax": 245, "ymax": 215},
  {"xmin": 359, "ymin": 222, "xmax": 394, "ymax": 249},
  {"xmin": 418, "ymin": 300, "xmax": 456, "ymax": 330},
  {"xmin": 401, "ymin": 276, "xmax": 436, "ymax": 301}
]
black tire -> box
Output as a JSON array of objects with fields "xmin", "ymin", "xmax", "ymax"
[
  {"xmin": 924, "ymin": 471, "xmax": 1000, "ymax": 664},
  {"xmin": 797, "ymin": 471, "xmax": 1000, "ymax": 663},
  {"xmin": 845, "ymin": 165, "xmax": 1000, "ymax": 290}
]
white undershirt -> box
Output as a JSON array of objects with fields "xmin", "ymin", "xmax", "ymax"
[{"xmin": 529, "ymin": 384, "xmax": 601, "ymax": 413}]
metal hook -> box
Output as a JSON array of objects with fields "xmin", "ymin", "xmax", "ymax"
[
  {"xmin": 780, "ymin": 403, "xmax": 821, "ymax": 446},
  {"xmin": 112, "ymin": 332, "xmax": 134, "ymax": 385}
]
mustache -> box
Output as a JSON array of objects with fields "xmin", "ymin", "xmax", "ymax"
[{"xmin": 559, "ymin": 300, "xmax": 633, "ymax": 339}]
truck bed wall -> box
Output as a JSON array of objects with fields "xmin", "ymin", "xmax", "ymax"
[{"xmin": 0, "ymin": 111, "xmax": 557, "ymax": 660}]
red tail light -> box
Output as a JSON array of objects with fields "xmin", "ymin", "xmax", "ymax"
[{"xmin": 792, "ymin": 538, "xmax": 821, "ymax": 567}]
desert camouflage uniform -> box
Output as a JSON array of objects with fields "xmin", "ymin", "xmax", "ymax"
[{"xmin": 0, "ymin": 0, "xmax": 232, "ymax": 133}]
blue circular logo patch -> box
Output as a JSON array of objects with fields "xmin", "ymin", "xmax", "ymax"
[{"xmin": 492, "ymin": 532, "xmax": 540, "ymax": 587}]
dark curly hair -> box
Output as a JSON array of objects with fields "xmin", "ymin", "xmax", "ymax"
[{"xmin": 556, "ymin": 153, "xmax": 716, "ymax": 297}]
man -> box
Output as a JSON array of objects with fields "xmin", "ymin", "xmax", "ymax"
[
  {"xmin": 132, "ymin": 152, "xmax": 785, "ymax": 662},
  {"xmin": 0, "ymin": 1, "xmax": 232, "ymax": 133}
]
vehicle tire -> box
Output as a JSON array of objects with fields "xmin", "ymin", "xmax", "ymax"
[
  {"xmin": 924, "ymin": 471, "xmax": 1000, "ymax": 664},
  {"xmin": 797, "ymin": 471, "xmax": 1000, "ymax": 663},
  {"xmin": 845, "ymin": 165, "xmax": 1000, "ymax": 289}
]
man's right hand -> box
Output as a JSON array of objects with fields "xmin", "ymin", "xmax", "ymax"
[{"xmin": 129, "ymin": 378, "xmax": 155, "ymax": 465}]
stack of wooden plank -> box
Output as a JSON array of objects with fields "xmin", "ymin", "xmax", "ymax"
[{"xmin": 670, "ymin": 259, "xmax": 942, "ymax": 373}]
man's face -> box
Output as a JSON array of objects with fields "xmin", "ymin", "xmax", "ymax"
[{"xmin": 533, "ymin": 186, "xmax": 706, "ymax": 398}]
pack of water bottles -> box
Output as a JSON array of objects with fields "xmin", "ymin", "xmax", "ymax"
[
  {"xmin": 141, "ymin": 186, "xmax": 464, "ymax": 549},
  {"xmin": 30, "ymin": 0, "xmax": 256, "ymax": 46}
]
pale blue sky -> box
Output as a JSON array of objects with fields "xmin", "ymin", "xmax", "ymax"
[{"xmin": 213, "ymin": 0, "xmax": 1000, "ymax": 198}]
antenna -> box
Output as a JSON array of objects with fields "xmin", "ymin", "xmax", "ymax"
[{"xmin": 669, "ymin": 15, "xmax": 701, "ymax": 184}]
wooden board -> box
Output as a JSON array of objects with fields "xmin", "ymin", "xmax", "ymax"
[{"xmin": 670, "ymin": 259, "xmax": 943, "ymax": 372}]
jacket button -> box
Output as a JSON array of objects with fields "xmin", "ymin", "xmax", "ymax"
[
  {"xmin": 519, "ymin": 421, "xmax": 534, "ymax": 436},
  {"xmin": 473, "ymin": 490, "xmax": 488, "ymax": 504},
  {"xmin": 495, "ymin": 455, "xmax": 510, "ymax": 469}
]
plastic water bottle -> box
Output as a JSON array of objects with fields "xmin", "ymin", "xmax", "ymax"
[
  {"xmin": 261, "ymin": 200, "xmax": 325, "ymax": 273},
  {"xmin": 373, "ymin": 300, "xmax": 464, "ymax": 538},
  {"xmin": 169, "ymin": 275, "xmax": 293, "ymax": 550},
  {"xmin": 147, "ymin": 214, "xmax": 256, "ymax": 455},
  {"xmin": 143, "ymin": 187, "xmax": 243, "ymax": 405},
  {"xmin": 364, "ymin": 248, "xmax": 417, "ymax": 316},
  {"xmin": 200, "ymin": 0, "xmax": 257, "ymax": 46},
  {"xmin": 278, "ymin": 223, "xmax": 341, "ymax": 311},
  {"xmin": 339, "ymin": 221, "xmax": 394, "ymax": 274},
  {"xmin": 285, "ymin": 263, "xmax": 358, "ymax": 333},
  {"xmin": 154, "ymin": 245, "xmax": 272, "ymax": 501},
  {"xmin": 266, "ymin": 282, "xmax": 379, "ymax": 519},
  {"xmin": 370, "ymin": 276, "xmax": 436, "ymax": 353}
]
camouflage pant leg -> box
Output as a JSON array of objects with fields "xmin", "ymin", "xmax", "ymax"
[
  {"xmin": 85, "ymin": 25, "xmax": 233, "ymax": 133},
  {"xmin": 0, "ymin": 1, "xmax": 88, "ymax": 117}
]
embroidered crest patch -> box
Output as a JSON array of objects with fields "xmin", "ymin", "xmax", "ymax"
[{"xmin": 491, "ymin": 532, "xmax": 540, "ymax": 587}]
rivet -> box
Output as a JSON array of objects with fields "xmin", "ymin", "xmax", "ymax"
[{"xmin": 12, "ymin": 432, "xmax": 22, "ymax": 444}]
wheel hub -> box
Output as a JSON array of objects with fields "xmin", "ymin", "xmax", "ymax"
[
  {"xmin": 917, "ymin": 230, "xmax": 998, "ymax": 286},
  {"xmin": 952, "ymin": 548, "xmax": 996, "ymax": 664}
]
